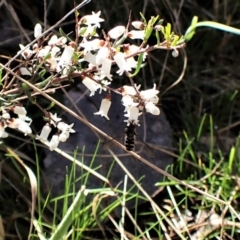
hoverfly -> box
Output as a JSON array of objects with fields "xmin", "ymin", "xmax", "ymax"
[
  {"xmin": 124, "ymin": 121, "xmax": 137, "ymax": 151},
  {"xmin": 104, "ymin": 120, "xmax": 155, "ymax": 157}
]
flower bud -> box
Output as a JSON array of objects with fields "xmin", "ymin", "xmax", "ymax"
[
  {"xmin": 108, "ymin": 26, "xmax": 125, "ymax": 39},
  {"xmin": 34, "ymin": 23, "xmax": 42, "ymax": 39}
]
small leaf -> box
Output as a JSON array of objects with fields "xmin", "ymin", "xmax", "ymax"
[
  {"xmin": 139, "ymin": 12, "xmax": 147, "ymax": 25},
  {"xmin": 129, "ymin": 53, "xmax": 144, "ymax": 77},
  {"xmin": 22, "ymin": 83, "xmax": 35, "ymax": 103},
  {"xmin": 184, "ymin": 16, "xmax": 198, "ymax": 42},
  {"xmin": 171, "ymin": 35, "xmax": 180, "ymax": 47},
  {"xmin": 39, "ymin": 69, "xmax": 46, "ymax": 77},
  {"xmin": 59, "ymin": 28, "xmax": 72, "ymax": 42},
  {"xmin": 155, "ymin": 30, "xmax": 160, "ymax": 45},
  {"xmin": 45, "ymin": 102, "xmax": 55, "ymax": 111}
]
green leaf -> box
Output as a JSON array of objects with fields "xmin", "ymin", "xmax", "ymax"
[
  {"xmin": 59, "ymin": 28, "xmax": 72, "ymax": 42},
  {"xmin": 45, "ymin": 102, "xmax": 55, "ymax": 111},
  {"xmin": 184, "ymin": 16, "xmax": 198, "ymax": 41},
  {"xmin": 171, "ymin": 35, "xmax": 179, "ymax": 47},
  {"xmin": 139, "ymin": 12, "xmax": 147, "ymax": 25},
  {"xmin": 144, "ymin": 16, "xmax": 159, "ymax": 41},
  {"xmin": 22, "ymin": 83, "xmax": 35, "ymax": 103},
  {"xmin": 129, "ymin": 53, "xmax": 144, "ymax": 77}
]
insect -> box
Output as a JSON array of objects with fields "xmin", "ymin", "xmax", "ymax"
[
  {"xmin": 103, "ymin": 121, "xmax": 155, "ymax": 157},
  {"xmin": 124, "ymin": 122, "xmax": 137, "ymax": 151}
]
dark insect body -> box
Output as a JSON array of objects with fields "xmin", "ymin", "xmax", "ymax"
[
  {"xmin": 104, "ymin": 121, "xmax": 154, "ymax": 157},
  {"xmin": 124, "ymin": 122, "xmax": 137, "ymax": 151}
]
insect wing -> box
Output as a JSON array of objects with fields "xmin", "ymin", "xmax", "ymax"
[{"xmin": 135, "ymin": 135, "xmax": 155, "ymax": 158}]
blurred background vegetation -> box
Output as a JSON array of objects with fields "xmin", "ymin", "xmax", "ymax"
[{"xmin": 1, "ymin": 0, "xmax": 240, "ymax": 239}]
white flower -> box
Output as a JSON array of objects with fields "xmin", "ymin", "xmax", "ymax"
[
  {"xmin": 140, "ymin": 84, "xmax": 159, "ymax": 100},
  {"xmin": 59, "ymin": 131, "xmax": 70, "ymax": 142},
  {"xmin": 132, "ymin": 21, "xmax": 144, "ymax": 30},
  {"xmin": 145, "ymin": 101, "xmax": 160, "ymax": 115},
  {"xmin": 113, "ymin": 52, "xmax": 132, "ymax": 75},
  {"xmin": 34, "ymin": 23, "xmax": 42, "ymax": 39},
  {"xmin": 128, "ymin": 30, "xmax": 145, "ymax": 40},
  {"xmin": 84, "ymin": 52, "xmax": 97, "ymax": 65},
  {"xmin": 19, "ymin": 121, "xmax": 32, "ymax": 135},
  {"xmin": 1, "ymin": 109, "xmax": 10, "ymax": 119},
  {"xmin": 19, "ymin": 67, "xmax": 32, "ymax": 76},
  {"xmin": 94, "ymin": 98, "xmax": 111, "ymax": 120},
  {"xmin": 50, "ymin": 46, "xmax": 60, "ymax": 57},
  {"xmin": 47, "ymin": 56, "xmax": 58, "ymax": 70},
  {"xmin": 122, "ymin": 85, "xmax": 141, "ymax": 96},
  {"xmin": 82, "ymin": 11, "xmax": 104, "ymax": 28},
  {"xmin": 18, "ymin": 44, "xmax": 33, "ymax": 59},
  {"xmin": 8, "ymin": 118, "xmax": 32, "ymax": 135},
  {"xmin": 96, "ymin": 47, "xmax": 109, "ymax": 65},
  {"xmin": 49, "ymin": 113, "xmax": 62, "ymax": 127},
  {"xmin": 0, "ymin": 122, "xmax": 6, "ymax": 138},
  {"xmin": 57, "ymin": 122, "xmax": 75, "ymax": 133},
  {"xmin": 98, "ymin": 58, "xmax": 112, "ymax": 80},
  {"xmin": 82, "ymin": 77, "xmax": 101, "ymax": 96},
  {"xmin": 123, "ymin": 44, "xmax": 148, "ymax": 62},
  {"xmin": 36, "ymin": 123, "xmax": 52, "ymax": 141},
  {"xmin": 48, "ymin": 35, "xmax": 67, "ymax": 46},
  {"xmin": 49, "ymin": 135, "xmax": 60, "ymax": 151},
  {"xmin": 57, "ymin": 46, "xmax": 75, "ymax": 73},
  {"xmin": 13, "ymin": 106, "xmax": 27, "ymax": 119},
  {"xmin": 79, "ymin": 25, "xmax": 99, "ymax": 37},
  {"xmin": 124, "ymin": 106, "xmax": 142, "ymax": 125},
  {"xmin": 80, "ymin": 38, "xmax": 103, "ymax": 54},
  {"xmin": 37, "ymin": 46, "xmax": 51, "ymax": 58},
  {"xmin": 108, "ymin": 26, "xmax": 125, "ymax": 39},
  {"xmin": 121, "ymin": 95, "xmax": 138, "ymax": 108}
]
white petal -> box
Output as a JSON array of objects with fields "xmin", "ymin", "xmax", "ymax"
[
  {"xmin": 49, "ymin": 113, "xmax": 62, "ymax": 127},
  {"xmin": 99, "ymin": 58, "xmax": 112, "ymax": 80},
  {"xmin": 121, "ymin": 95, "xmax": 138, "ymax": 108},
  {"xmin": 145, "ymin": 101, "xmax": 160, "ymax": 115},
  {"xmin": 19, "ymin": 67, "xmax": 32, "ymax": 76},
  {"xmin": 0, "ymin": 123, "xmax": 5, "ymax": 138},
  {"xmin": 80, "ymin": 38, "xmax": 103, "ymax": 54},
  {"xmin": 18, "ymin": 120, "xmax": 32, "ymax": 135},
  {"xmin": 34, "ymin": 23, "xmax": 42, "ymax": 39},
  {"xmin": 59, "ymin": 131, "xmax": 69, "ymax": 142},
  {"xmin": 124, "ymin": 106, "xmax": 142, "ymax": 125},
  {"xmin": 128, "ymin": 30, "xmax": 145, "ymax": 40},
  {"xmin": 108, "ymin": 26, "xmax": 125, "ymax": 39},
  {"xmin": 49, "ymin": 135, "xmax": 60, "ymax": 151},
  {"xmin": 132, "ymin": 21, "xmax": 144, "ymax": 30},
  {"xmin": 48, "ymin": 35, "xmax": 58, "ymax": 45},
  {"xmin": 82, "ymin": 77, "xmax": 100, "ymax": 96},
  {"xmin": 83, "ymin": 11, "xmax": 104, "ymax": 28},
  {"xmin": 94, "ymin": 98, "xmax": 111, "ymax": 120},
  {"xmin": 114, "ymin": 52, "xmax": 132, "ymax": 75},
  {"xmin": 122, "ymin": 85, "xmax": 141, "ymax": 95},
  {"xmin": 96, "ymin": 47, "xmax": 109, "ymax": 65},
  {"xmin": 57, "ymin": 122, "xmax": 75, "ymax": 133},
  {"xmin": 13, "ymin": 106, "xmax": 27, "ymax": 116},
  {"xmin": 38, "ymin": 123, "xmax": 52, "ymax": 141},
  {"xmin": 84, "ymin": 52, "xmax": 97, "ymax": 65},
  {"xmin": 140, "ymin": 84, "xmax": 159, "ymax": 100},
  {"xmin": 57, "ymin": 46, "xmax": 74, "ymax": 72}
]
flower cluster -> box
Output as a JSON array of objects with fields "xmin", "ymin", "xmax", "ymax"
[
  {"xmin": 0, "ymin": 106, "xmax": 32, "ymax": 140},
  {"xmin": 10, "ymin": 10, "xmax": 185, "ymax": 150},
  {"xmin": 36, "ymin": 113, "xmax": 75, "ymax": 151},
  {"xmin": 77, "ymin": 12, "xmax": 161, "ymax": 125},
  {"xmin": 19, "ymin": 23, "xmax": 70, "ymax": 75}
]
